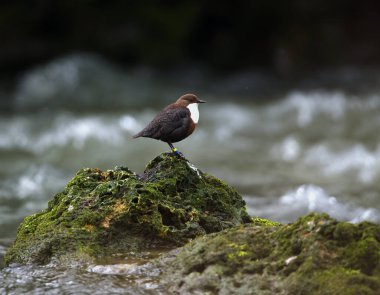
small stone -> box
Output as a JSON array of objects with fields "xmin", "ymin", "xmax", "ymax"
[{"xmin": 285, "ymin": 255, "xmax": 297, "ymax": 265}]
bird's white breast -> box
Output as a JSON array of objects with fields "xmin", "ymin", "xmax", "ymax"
[{"xmin": 187, "ymin": 103, "xmax": 200, "ymax": 123}]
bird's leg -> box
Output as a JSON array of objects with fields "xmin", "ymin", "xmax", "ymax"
[{"xmin": 167, "ymin": 143, "xmax": 186, "ymax": 160}]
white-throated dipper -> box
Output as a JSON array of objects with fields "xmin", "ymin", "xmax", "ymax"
[{"xmin": 133, "ymin": 93, "xmax": 206, "ymax": 158}]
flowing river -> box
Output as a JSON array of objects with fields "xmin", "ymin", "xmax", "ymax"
[{"xmin": 1, "ymin": 54, "xmax": 380, "ymax": 294}]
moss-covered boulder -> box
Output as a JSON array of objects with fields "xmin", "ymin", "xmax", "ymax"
[
  {"xmin": 5, "ymin": 153, "xmax": 251, "ymax": 265},
  {"xmin": 157, "ymin": 213, "xmax": 380, "ymax": 295}
]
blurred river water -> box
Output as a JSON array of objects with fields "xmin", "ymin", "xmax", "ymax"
[{"xmin": 1, "ymin": 54, "xmax": 380, "ymax": 293}]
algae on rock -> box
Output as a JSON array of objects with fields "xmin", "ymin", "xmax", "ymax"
[
  {"xmin": 157, "ymin": 213, "xmax": 380, "ymax": 295},
  {"xmin": 5, "ymin": 153, "xmax": 251, "ymax": 265}
]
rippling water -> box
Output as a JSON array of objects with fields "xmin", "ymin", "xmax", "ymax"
[{"xmin": 1, "ymin": 54, "xmax": 380, "ymax": 293}]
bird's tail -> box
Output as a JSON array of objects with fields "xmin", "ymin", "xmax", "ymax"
[{"xmin": 133, "ymin": 129, "xmax": 147, "ymax": 138}]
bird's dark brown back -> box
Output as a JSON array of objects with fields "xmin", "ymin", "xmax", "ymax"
[{"xmin": 133, "ymin": 105, "xmax": 192, "ymax": 143}]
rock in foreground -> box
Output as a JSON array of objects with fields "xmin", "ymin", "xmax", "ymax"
[
  {"xmin": 157, "ymin": 213, "xmax": 380, "ymax": 295},
  {"xmin": 5, "ymin": 153, "xmax": 251, "ymax": 265}
]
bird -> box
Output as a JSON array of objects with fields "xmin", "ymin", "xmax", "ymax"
[{"xmin": 133, "ymin": 93, "xmax": 206, "ymax": 159}]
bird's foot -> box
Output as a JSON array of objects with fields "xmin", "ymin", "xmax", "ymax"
[{"xmin": 171, "ymin": 148, "xmax": 188, "ymax": 161}]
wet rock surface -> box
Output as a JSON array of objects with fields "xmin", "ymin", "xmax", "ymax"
[
  {"xmin": 156, "ymin": 213, "xmax": 380, "ymax": 295},
  {"xmin": 5, "ymin": 153, "xmax": 380, "ymax": 294},
  {"xmin": 5, "ymin": 153, "xmax": 250, "ymax": 265}
]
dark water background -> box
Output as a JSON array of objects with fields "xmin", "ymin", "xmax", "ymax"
[{"xmin": 1, "ymin": 54, "xmax": 380, "ymax": 293}]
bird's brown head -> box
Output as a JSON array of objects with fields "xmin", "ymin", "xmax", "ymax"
[{"xmin": 175, "ymin": 93, "xmax": 206, "ymax": 107}]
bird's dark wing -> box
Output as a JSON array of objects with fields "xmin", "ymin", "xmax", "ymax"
[{"xmin": 134, "ymin": 106, "xmax": 191, "ymax": 142}]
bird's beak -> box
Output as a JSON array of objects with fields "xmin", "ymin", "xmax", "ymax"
[{"xmin": 197, "ymin": 99, "xmax": 206, "ymax": 103}]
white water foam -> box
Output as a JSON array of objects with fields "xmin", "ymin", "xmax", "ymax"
[
  {"xmin": 0, "ymin": 165, "xmax": 69, "ymax": 228},
  {"xmin": 0, "ymin": 113, "xmax": 145, "ymax": 153},
  {"xmin": 119, "ymin": 115, "xmax": 143, "ymax": 133},
  {"xmin": 87, "ymin": 264, "xmax": 141, "ymax": 275},
  {"xmin": 268, "ymin": 90, "xmax": 380, "ymax": 127},
  {"xmin": 12, "ymin": 53, "xmax": 165, "ymax": 110},
  {"xmin": 305, "ymin": 144, "xmax": 380, "ymax": 183},
  {"xmin": 205, "ymin": 103, "xmax": 255, "ymax": 141},
  {"xmin": 246, "ymin": 184, "xmax": 380, "ymax": 223},
  {"xmin": 282, "ymin": 91, "xmax": 347, "ymax": 127},
  {"xmin": 14, "ymin": 55, "xmax": 99, "ymax": 109},
  {"xmin": 0, "ymin": 165, "xmax": 68, "ymax": 201},
  {"xmin": 271, "ymin": 135, "xmax": 301, "ymax": 161},
  {"xmin": 12, "ymin": 54, "xmax": 128, "ymax": 109},
  {"xmin": 0, "ymin": 263, "xmax": 161, "ymax": 294}
]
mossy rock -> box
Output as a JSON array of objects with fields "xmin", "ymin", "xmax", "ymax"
[
  {"xmin": 5, "ymin": 153, "xmax": 251, "ymax": 265},
  {"xmin": 157, "ymin": 213, "xmax": 380, "ymax": 295}
]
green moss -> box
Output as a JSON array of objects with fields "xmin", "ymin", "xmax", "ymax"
[
  {"xmin": 310, "ymin": 267, "xmax": 380, "ymax": 295},
  {"xmin": 251, "ymin": 217, "xmax": 281, "ymax": 227},
  {"xmin": 344, "ymin": 237, "xmax": 380, "ymax": 275},
  {"xmin": 5, "ymin": 153, "xmax": 251, "ymax": 265},
  {"xmin": 157, "ymin": 213, "xmax": 380, "ymax": 295}
]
